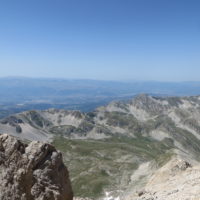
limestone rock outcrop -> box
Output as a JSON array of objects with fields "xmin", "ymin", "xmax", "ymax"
[
  {"xmin": 125, "ymin": 158, "xmax": 200, "ymax": 200},
  {"xmin": 0, "ymin": 134, "xmax": 73, "ymax": 200}
]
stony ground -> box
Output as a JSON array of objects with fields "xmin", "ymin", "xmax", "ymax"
[{"xmin": 124, "ymin": 158, "xmax": 200, "ymax": 200}]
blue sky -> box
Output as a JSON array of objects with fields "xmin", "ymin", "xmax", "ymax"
[{"xmin": 0, "ymin": 0, "xmax": 200, "ymax": 81}]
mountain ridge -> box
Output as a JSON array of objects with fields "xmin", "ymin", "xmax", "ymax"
[
  {"xmin": 2, "ymin": 78, "xmax": 200, "ymax": 118},
  {"xmin": 1, "ymin": 94, "xmax": 200, "ymax": 199}
]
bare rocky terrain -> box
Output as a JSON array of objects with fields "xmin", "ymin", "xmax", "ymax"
[
  {"xmin": 1, "ymin": 94, "xmax": 200, "ymax": 199},
  {"xmin": 124, "ymin": 158, "xmax": 200, "ymax": 200},
  {"xmin": 0, "ymin": 134, "xmax": 73, "ymax": 200}
]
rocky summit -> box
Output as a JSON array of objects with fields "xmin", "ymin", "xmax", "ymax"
[{"xmin": 0, "ymin": 134, "xmax": 73, "ymax": 200}]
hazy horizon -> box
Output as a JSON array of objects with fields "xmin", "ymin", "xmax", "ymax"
[{"xmin": 1, "ymin": 76, "xmax": 200, "ymax": 83}]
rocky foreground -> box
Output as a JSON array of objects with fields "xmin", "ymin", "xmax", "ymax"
[
  {"xmin": 1, "ymin": 134, "xmax": 200, "ymax": 200},
  {"xmin": 123, "ymin": 158, "xmax": 200, "ymax": 200},
  {"xmin": 0, "ymin": 134, "xmax": 73, "ymax": 200}
]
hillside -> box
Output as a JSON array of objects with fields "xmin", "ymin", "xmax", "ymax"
[{"xmin": 1, "ymin": 94, "xmax": 200, "ymax": 199}]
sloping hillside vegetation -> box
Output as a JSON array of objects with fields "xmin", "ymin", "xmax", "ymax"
[{"xmin": 2, "ymin": 94, "xmax": 200, "ymax": 198}]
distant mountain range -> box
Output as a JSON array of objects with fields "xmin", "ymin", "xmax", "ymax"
[
  {"xmin": 1, "ymin": 77, "xmax": 200, "ymax": 118},
  {"xmin": 2, "ymin": 94, "xmax": 200, "ymax": 199}
]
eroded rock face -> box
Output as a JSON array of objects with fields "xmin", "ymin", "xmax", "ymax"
[{"xmin": 0, "ymin": 134, "xmax": 73, "ymax": 200}]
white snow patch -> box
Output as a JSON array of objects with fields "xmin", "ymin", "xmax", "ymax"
[{"xmin": 104, "ymin": 192, "xmax": 120, "ymax": 200}]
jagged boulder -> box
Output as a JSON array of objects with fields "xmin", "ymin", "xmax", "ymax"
[{"xmin": 0, "ymin": 134, "xmax": 73, "ymax": 200}]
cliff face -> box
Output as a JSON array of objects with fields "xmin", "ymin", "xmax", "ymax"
[{"xmin": 0, "ymin": 134, "xmax": 73, "ymax": 200}]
